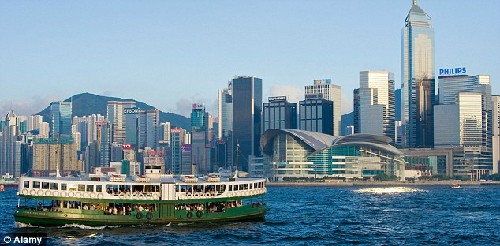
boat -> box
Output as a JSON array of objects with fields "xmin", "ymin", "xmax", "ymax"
[
  {"xmin": 13, "ymin": 173, "xmax": 267, "ymax": 226},
  {"xmin": 1, "ymin": 173, "xmax": 18, "ymax": 188},
  {"xmin": 451, "ymin": 184, "xmax": 461, "ymax": 189},
  {"xmin": 0, "ymin": 185, "xmax": 4, "ymax": 192}
]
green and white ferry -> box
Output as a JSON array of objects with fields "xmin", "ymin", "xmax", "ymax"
[{"xmin": 14, "ymin": 172, "xmax": 267, "ymax": 226}]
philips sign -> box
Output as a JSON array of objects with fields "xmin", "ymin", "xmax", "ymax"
[{"xmin": 439, "ymin": 67, "xmax": 467, "ymax": 76}]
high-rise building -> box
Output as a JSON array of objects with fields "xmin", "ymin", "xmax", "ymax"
[
  {"xmin": 95, "ymin": 120, "xmax": 111, "ymax": 167},
  {"xmin": 32, "ymin": 137, "xmax": 80, "ymax": 177},
  {"xmin": 0, "ymin": 111, "xmax": 20, "ymax": 177},
  {"xmin": 124, "ymin": 108, "xmax": 160, "ymax": 150},
  {"xmin": 107, "ymin": 101, "xmax": 136, "ymax": 144},
  {"xmin": 358, "ymin": 71, "xmax": 395, "ymax": 141},
  {"xmin": 401, "ymin": 0, "xmax": 435, "ymax": 147},
  {"xmin": 217, "ymin": 83, "xmax": 234, "ymax": 169},
  {"xmin": 191, "ymin": 104, "xmax": 211, "ymax": 174},
  {"xmin": 436, "ymin": 74, "xmax": 492, "ymax": 147},
  {"xmin": 159, "ymin": 122, "xmax": 171, "ymax": 145},
  {"xmin": 49, "ymin": 101, "xmax": 72, "ymax": 138},
  {"xmin": 298, "ymin": 97, "xmax": 334, "ymax": 135},
  {"xmin": 218, "ymin": 86, "xmax": 233, "ymax": 139},
  {"xmin": 170, "ymin": 128, "xmax": 186, "ymax": 174},
  {"xmin": 304, "ymin": 79, "xmax": 341, "ymax": 136},
  {"xmin": 232, "ymin": 76, "xmax": 263, "ymax": 172},
  {"xmin": 262, "ymin": 96, "xmax": 297, "ymax": 132},
  {"xmin": 434, "ymin": 73, "xmax": 493, "ymax": 178},
  {"xmin": 353, "ymin": 88, "xmax": 360, "ymax": 134},
  {"xmin": 493, "ymin": 95, "xmax": 500, "ymax": 174}
]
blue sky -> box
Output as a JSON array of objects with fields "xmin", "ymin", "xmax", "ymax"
[{"xmin": 1, "ymin": 0, "xmax": 499, "ymax": 117}]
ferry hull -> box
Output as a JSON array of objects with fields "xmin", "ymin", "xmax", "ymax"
[{"xmin": 14, "ymin": 205, "xmax": 267, "ymax": 226}]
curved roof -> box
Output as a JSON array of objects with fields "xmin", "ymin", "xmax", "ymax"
[
  {"xmin": 260, "ymin": 130, "xmax": 403, "ymax": 157},
  {"xmin": 260, "ymin": 129, "xmax": 340, "ymax": 156}
]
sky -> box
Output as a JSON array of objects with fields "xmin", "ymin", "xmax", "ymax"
[{"xmin": 1, "ymin": 0, "xmax": 499, "ymax": 117}]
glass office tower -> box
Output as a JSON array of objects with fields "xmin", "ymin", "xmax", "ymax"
[
  {"xmin": 401, "ymin": 0, "xmax": 435, "ymax": 147},
  {"xmin": 232, "ymin": 76, "xmax": 263, "ymax": 172}
]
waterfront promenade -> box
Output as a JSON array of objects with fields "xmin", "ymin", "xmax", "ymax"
[{"xmin": 267, "ymin": 180, "xmax": 500, "ymax": 187}]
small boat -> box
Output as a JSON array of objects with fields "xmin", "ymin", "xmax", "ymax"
[
  {"xmin": 0, "ymin": 185, "xmax": 4, "ymax": 192},
  {"xmin": 451, "ymin": 184, "xmax": 461, "ymax": 189}
]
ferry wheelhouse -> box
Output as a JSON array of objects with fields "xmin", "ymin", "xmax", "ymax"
[{"xmin": 14, "ymin": 173, "xmax": 267, "ymax": 226}]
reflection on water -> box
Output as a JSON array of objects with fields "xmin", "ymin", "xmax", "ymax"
[{"xmin": 354, "ymin": 187, "xmax": 427, "ymax": 194}]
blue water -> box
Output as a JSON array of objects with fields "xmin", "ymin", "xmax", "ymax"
[{"xmin": 1, "ymin": 185, "xmax": 499, "ymax": 245}]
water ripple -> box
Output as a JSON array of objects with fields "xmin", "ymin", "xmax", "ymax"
[{"xmin": 1, "ymin": 186, "xmax": 499, "ymax": 245}]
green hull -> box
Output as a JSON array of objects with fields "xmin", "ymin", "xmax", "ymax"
[{"xmin": 14, "ymin": 204, "xmax": 267, "ymax": 226}]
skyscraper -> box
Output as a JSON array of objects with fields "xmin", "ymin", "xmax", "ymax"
[
  {"xmin": 298, "ymin": 97, "xmax": 334, "ymax": 135},
  {"xmin": 232, "ymin": 76, "xmax": 263, "ymax": 172},
  {"xmin": 358, "ymin": 71, "xmax": 395, "ymax": 142},
  {"xmin": 262, "ymin": 96, "xmax": 297, "ymax": 132},
  {"xmin": 434, "ymin": 73, "xmax": 493, "ymax": 178},
  {"xmin": 191, "ymin": 104, "xmax": 211, "ymax": 174},
  {"xmin": 304, "ymin": 79, "xmax": 341, "ymax": 136},
  {"xmin": 107, "ymin": 101, "xmax": 136, "ymax": 144},
  {"xmin": 50, "ymin": 101, "xmax": 72, "ymax": 138},
  {"xmin": 353, "ymin": 88, "xmax": 360, "ymax": 134},
  {"xmin": 218, "ymin": 86, "xmax": 233, "ymax": 139},
  {"xmin": 0, "ymin": 111, "xmax": 20, "ymax": 177},
  {"xmin": 217, "ymin": 84, "xmax": 234, "ymax": 169},
  {"xmin": 401, "ymin": 0, "xmax": 435, "ymax": 147}
]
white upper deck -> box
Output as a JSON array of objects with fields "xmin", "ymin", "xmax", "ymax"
[{"xmin": 17, "ymin": 175, "xmax": 267, "ymax": 201}]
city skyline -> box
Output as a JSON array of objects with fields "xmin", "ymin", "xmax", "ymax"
[{"xmin": 1, "ymin": 1, "xmax": 499, "ymax": 117}]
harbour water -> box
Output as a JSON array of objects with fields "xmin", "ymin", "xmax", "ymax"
[{"xmin": 1, "ymin": 185, "xmax": 499, "ymax": 245}]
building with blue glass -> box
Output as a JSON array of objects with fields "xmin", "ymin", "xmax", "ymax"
[
  {"xmin": 232, "ymin": 76, "xmax": 263, "ymax": 172},
  {"xmin": 49, "ymin": 101, "xmax": 72, "ymax": 138},
  {"xmin": 401, "ymin": 0, "xmax": 435, "ymax": 148}
]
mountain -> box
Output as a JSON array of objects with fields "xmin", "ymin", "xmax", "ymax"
[{"xmin": 37, "ymin": 92, "xmax": 191, "ymax": 130}]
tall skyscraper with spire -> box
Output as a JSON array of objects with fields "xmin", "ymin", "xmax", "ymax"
[{"xmin": 401, "ymin": 0, "xmax": 435, "ymax": 147}]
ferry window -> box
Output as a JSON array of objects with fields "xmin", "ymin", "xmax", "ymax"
[
  {"xmin": 50, "ymin": 183, "xmax": 58, "ymax": 190},
  {"xmin": 87, "ymin": 185, "xmax": 94, "ymax": 192},
  {"xmin": 239, "ymin": 184, "xmax": 244, "ymax": 190},
  {"xmin": 250, "ymin": 183, "xmax": 253, "ymax": 189},
  {"xmin": 229, "ymin": 185, "xmax": 233, "ymax": 191},
  {"xmin": 23, "ymin": 181, "xmax": 30, "ymax": 188},
  {"xmin": 96, "ymin": 185, "xmax": 102, "ymax": 192},
  {"xmin": 61, "ymin": 184, "xmax": 67, "ymax": 191},
  {"xmin": 234, "ymin": 185, "xmax": 239, "ymax": 191},
  {"xmin": 244, "ymin": 184, "xmax": 248, "ymax": 190},
  {"xmin": 132, "ymin": 185, "xmax": 144, "ymax": 192},
  {"xmin": 154, "ymin": 185, "xmax": 159, "ymax": 192},
  {"xmin": 78, "ymin": 185, "xmax": 85, "ymax": 191},
  {"xmin": 42, "ymin": 182, "xmax": 49, "ymax": 189},
  {"xmin": 33, "ymin": 181, "xmax": 40, "ymax": 189},
  {"xmin": 106, "ymin": 185, "xmax": 113, "ymax": 194}
]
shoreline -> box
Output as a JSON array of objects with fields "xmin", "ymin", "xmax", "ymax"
[{"xmin": 266, "ymin": 180, "xmax": 500, "ymax": 187}]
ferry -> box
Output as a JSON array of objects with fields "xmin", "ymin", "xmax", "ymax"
[{"xmin": 14, "ymin": 173, "xmax": 267, "ymax": 226}]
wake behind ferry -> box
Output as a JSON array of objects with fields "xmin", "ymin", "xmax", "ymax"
[{"xmin": 14, "ymin": 172, "xmax": 267, "ymax": 226}]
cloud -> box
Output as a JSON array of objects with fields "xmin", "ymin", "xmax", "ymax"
[
  {"xmin": 268, "ymin": 85, "xmax": 303, "ymax": 103},
  {"xmin": 0, "ymin": 96, "xmax": 58, "ymax": 116},
  {"xmin": 173, "ymin": 95, "xmax": 218, "ymax": 118}
]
